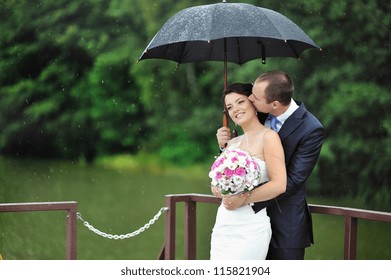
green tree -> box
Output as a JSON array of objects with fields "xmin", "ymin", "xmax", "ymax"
[
  {"xmin": 1, "ymin": 0, "xmax": 390, "ymax": 207},
  {"xmin": 0, "ymin": 0, "xmax": 148, "ymax": 161}
]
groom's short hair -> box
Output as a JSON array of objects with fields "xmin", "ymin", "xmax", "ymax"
[{"xmin": 255, "ymin": 71, "xmax": 293, "ymax": 105}]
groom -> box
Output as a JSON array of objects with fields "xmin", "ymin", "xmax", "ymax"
[{"xmin": 217, "ymin": 70, "xmax": 325, "ymax": 260}]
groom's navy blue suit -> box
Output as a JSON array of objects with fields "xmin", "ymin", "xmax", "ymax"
[{"xmin": 252, "ymin": 101, "xmax": 325, "ymax": 259}]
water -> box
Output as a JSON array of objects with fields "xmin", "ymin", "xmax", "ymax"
[{"xmin": 0, "ymin": 157, "xmax": 215, "ymax": 260}]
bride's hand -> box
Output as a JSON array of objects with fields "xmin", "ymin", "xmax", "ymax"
[
  {"xmin": 222, "ymin": 192, "xmax": 250, "ymax": 210},
  {"xmin": 216, "ymin": 127, "xmax": 231, "ymax": 148},
  {"xmin": 211, "ymin": 186, "xmax": 222, "ymax": 198}
]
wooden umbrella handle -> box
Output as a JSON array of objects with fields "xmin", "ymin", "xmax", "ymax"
[
  {"xmin": 222, "ymin": 110, "xmax": 237, "ymax": 147},
  {"xmin": 222, "ymin": 109, "xmax": 229, "ymax": 127}
]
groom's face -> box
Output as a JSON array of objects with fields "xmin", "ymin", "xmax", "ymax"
[{"xmin": 249, "ymin": 81, "xmax": 273, "ymax": 114}]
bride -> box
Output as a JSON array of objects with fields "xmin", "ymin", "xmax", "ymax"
[{"xmin": 210, "ymin": 83, "xmax": 286, "ymax": 260}]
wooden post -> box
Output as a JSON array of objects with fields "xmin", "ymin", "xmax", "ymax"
[
  {"xmin": 164, "ymin": 196, "xmax": 176, "ymax": 260},
  {"xmin": 344, "ymin": 216, "xmax": 358, "ymax": 260},
  {"xmin": 66, "ymin": 207, "xmax": 77, "ymax": 260},
  {"xmin": 184, "ymin": 201, "xmax": 197, "ymax": 259}
]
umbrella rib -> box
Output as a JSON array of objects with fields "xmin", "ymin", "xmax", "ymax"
[
  {"xmin": 284, "ymin": 40, "xmax": 300, "ymax": 60},
  {"xmin": 178, "ymin": 41, "xmax": 188, "ymax": 64}
]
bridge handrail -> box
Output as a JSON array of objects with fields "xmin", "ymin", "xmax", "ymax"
[
  {"xmin": 159, "ymin": 193, "xmax": 391, "ymax": 260},
  {"xmin": 0, "ymin": 201, "xmax": 78, "ymax": 260}
]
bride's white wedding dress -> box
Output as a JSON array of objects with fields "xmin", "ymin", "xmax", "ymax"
[{"xmin": 210, "ymin": 144, "xmax": 271, "ymax": 260}]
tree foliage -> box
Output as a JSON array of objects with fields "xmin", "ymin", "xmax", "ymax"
[{"xmin": 0, "ymin": 0, "xmax": 390, "ymax": 206}]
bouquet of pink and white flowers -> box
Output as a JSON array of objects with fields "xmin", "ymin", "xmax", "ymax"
[{"xmin": 209, "ymin": 149, "xmax": 262, "ymax": 195}]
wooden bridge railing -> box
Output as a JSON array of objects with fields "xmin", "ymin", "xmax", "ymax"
[
  {"xmin": 2, "ymin": 198, "xmax": 390, "ymax": 260},
  {"xmin": 159, "ymin": 193, "xmax": 391, "ymax": 260},
  {"xmin": 0, "ymin": 201, "xmax": 78, "ymax": 260}
]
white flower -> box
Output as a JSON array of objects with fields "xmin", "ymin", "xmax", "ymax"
[{"xmin": 232, "ymin": 175, "xmax": 244, "ymax": 185}]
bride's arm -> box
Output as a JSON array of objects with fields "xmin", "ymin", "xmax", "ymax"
[
  {"xmin": 223, "ymin": 130, "xmax": 286, "ymax": 209},
  {"xmin": 247, "ymin": 130, "xmax": 286, "ymax": 203}
]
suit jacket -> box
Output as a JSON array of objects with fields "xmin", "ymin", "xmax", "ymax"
[{"xmin": 252, "ymin": 102, "xmax": 325, "ymax": 249}]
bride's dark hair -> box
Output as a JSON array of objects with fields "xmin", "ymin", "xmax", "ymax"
[{"xmin": 223, "ymin": 83, "xmax": 253, "ymax": 97}]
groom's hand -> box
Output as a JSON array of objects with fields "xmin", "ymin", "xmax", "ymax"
[{"xmin": 216, "ymin": 127, "xmax": 231, "ymax": 148}]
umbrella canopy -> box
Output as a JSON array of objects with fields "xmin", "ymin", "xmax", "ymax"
[
  {"xmin": 138, "ymin": 1, "xmax": 320, "ymax": 127},
  {"xmin": 138, "ymin": 1, "xmax": 319, "ymax": 66}
]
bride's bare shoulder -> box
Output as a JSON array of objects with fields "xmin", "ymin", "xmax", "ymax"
[
  {"xmin": 263, "ymin": 129, "xmax": 282, "ymax": 147},
  {"xmin": 228, "ymin": 134, "xmax": 244, "ymax": 145},
  {"xmin": 254, "ymin": 127, "xmax": 275, "ymax": 139}
]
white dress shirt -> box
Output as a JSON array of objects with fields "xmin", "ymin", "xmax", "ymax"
[{"xmin": 265, "ymin": 99, "xmax": 299, "ymax": 132}]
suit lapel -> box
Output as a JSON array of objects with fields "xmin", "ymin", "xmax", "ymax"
[{"xmin": 278, "ymin": 103, "xmax": 306, "ymax": 141}]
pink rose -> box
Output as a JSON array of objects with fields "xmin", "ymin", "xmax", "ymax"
[
  {"xmin": 224, "ymin": 168, "xmax": 234, "ymax": 177},
  {"xmin": 231, "ymin": 156, "xmax": 238, "ymax": 163},
  {"xmin": 212, "ymin": 157, "xmax": 225, "ymax": 170},
  {"xmin": 237, "ymin": 151, "xmax": 247, "ymax": 157},
  {"xmin": 211, "ymin": 160, "xmax": 220, "ymax": 170},
  {"xmin": 235, "ymin": 167, "xmax": 246, "ymax": 176}
]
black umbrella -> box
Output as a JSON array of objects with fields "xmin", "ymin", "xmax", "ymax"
[{"xmin": 138, "ymin": 0, "xmax": 320, "ymax": 126}]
